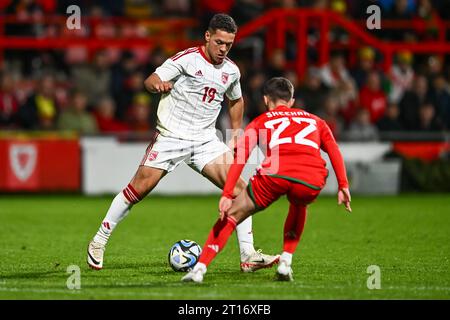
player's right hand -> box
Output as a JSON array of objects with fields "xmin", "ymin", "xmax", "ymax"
[
  {"xmin": 338, "ymin": 188, "xmax": 352, "ymax": 213},
  {"xmin": 219, "ymin": 196, "xmax": 233, "ymax": 220},
  {"xmin": 153, "ymin": 81, "xmax": 173, "ymax": 93}
]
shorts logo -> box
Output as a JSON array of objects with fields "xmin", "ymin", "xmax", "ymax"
[
  {"xmin": 147, "ymin": 151, "xmax": 159, "ymax": 161},
  {"xmin": 221, "ymin": 72, "xmax": 229, "ymax": 84}
]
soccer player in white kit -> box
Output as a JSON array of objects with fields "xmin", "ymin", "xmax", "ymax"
[{"xmin": 87, "ymin": 14, "xmax": 279, "ymax": 272}]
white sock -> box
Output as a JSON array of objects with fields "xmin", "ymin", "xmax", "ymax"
[
  {"xmin": 280, "ymin": 252, "xmax": 293, "ymax": 266},
  {"xmin": 193, "ymin": 262, "xmax": 207, "ymax": 273},
  {"xmin": 236, "ymin": 216, "xmax": 255, "ymax": 258},
  {"xmin": 93, "ymin": 192, "xmax": 132, "ymax": 245}
]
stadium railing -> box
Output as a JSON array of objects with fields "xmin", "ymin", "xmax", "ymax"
[
  {"xmin": 0, "ymin": 15, "xmax": 201, "ymax": 62},
  {"xmin": 235, "ymin": 9, "xmax": 450, "ymax": 77},
  {"xmin": 1, "ymin": 9, "xmax": 450, "ymax": 78}
]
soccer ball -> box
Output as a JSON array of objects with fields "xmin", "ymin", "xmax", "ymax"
[{"xmin": 168, "ymin": 239, "xmax": 202, "ymax": 272}]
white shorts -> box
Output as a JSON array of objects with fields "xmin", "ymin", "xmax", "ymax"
[{"xmin": 140, "ymin": 132, "xmax": 231, "ymax": 173}]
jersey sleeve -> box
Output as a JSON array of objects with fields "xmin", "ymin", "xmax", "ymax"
[
  {"xmin": 154, "ymin": 56, "xmax": 184, "ymax": 82},
  {"xmin": 222, "ymin": 120, "xmax": 259, "ymax": 199},
  {"xmin": 225, "ymin": 70, "xmax": 242, "ymax": 101},
  {"xmin": 319, "ymin": 119, "xmax": 349, "ymax": 189}
]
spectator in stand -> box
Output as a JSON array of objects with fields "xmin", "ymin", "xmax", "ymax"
[
  {"xmin": 0, "ymin": 73, "xmax": 20, "ymax": 129},
  {"xmin": 344, "ymin": 108, "xmax": 379, "ymax": 141},
  {"xmin": 430, "ymin": 74, "xmax": 450, "ymax": 130},
  {"xmin": 320, "ymin": 53, "xmax": 350, "ymax": 89},
  {"xmin": 266, "ymin": 49, "xmax": 286, "ymax": 79},
  {"xmin": 162, "ymin": 0, "xmax": 192, "ymax": 17},
  {"xmin": 4, "ymin": 0, "xmax": 45, "ymax": 37},
  {"xmin": 198, "ymin": 0, "xmax": 235, "ymax": 31},
  {"xmin": 359, "ymin": 71, "xmax": 387, "ymax": 124},
  {"xmin": 415, "ymin": 0, "xmax": 440, "ymax": 40},
  {"xmin": 123, "ymin": 0, "xmax": 156, "ymax": 18},
  {"xmin": 351, "ymin": 46, "xmax": 377, "ymax": 89},
  {"xmin": 320, "ymin": 52, "xmax": 358, "ymax": 123},
  {"xmin": 425, "ymin": 55, "xmax": 444, "ymax": 80},
  {"xmin": 18, "ymin": 73, "xmax": 58, "ymax": 130},
  {"xmin": 297, "ymin": 67, "xmax": 329, "ymax": 114},
  {"xmin": 376, "ymin": 102, "xmax": 404, "ymax": 132},
  {"xmin": 72, "ymin": 50, "xmax": 112, "ymax": 107},
  {"xmin": 110, "ymin": 51, "xmax": 140, "ymax": 119},
  {"xmin": 283, "ymin": 70, "xmax": 303, "ymax": 107},
  {"xmin": 126, "ymin": 92, "xmax": 153, "ymax": 132},
  {"xmin": 417, "ymin": 102, "xmax": 444, "ymax": 132},
  {"xmin": 146, "ymin": 47, "xmax": 169, "ymax": 74},
  {"xmin": 243, "ymin": 71, "xmax": 267, "ymax": 121},
  {"xmin": 231, "ymin": 0, "xmax": 264, "ymax": 26},
  {"xmin": 94, "ymin": 96, "xmax": 130, "ymax": 133},
  {"xmin": 316, "ymin": 94, "xmax": 345, "ymax": 140},
  {"xmin": 389, "ymin": 50, "xmax": 414, "ymax": 104},
  {"xmin": 386, "ymin": 0, "xmax": 415, "ymax": 41},
  {"xmin": 118, "ymin": 70, "xmax": 148, "ymax": 120},
  {"xmin": 57, "ymin": 90, "xmax": 98, "ymax": 134},
  {"xmin": 4, "ymin": 0, "xmax": 46, "ymax": 76},
  {"xmin": 399, "ymin": 75, "xmax": 430, "ymax": 130}
]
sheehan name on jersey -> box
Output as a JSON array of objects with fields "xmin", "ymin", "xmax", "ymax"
[{"xmin": 266, "ymin": 110, "xmax": 312, "ymax": 118}]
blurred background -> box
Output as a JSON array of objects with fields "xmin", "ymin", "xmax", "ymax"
[{"xmin": 0, "ymin": 0, "xmax": 449, "ymax": 195}]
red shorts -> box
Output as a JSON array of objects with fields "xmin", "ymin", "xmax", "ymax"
[{"xmin": 247, "ymin": 172, "xmax": 321, "ymax": 208}]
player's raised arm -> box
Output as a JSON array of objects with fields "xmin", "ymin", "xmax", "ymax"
[
  {"xmin": 319, "ymin": 119, "xmax": 352, "ymax": 212},
  {"xmin": 222, "ymin": 121, "xmax": 259, "ymax": 203},
  {"xmin": 227, "ymin": 97, "xmax": 244, "ymax": 150}
]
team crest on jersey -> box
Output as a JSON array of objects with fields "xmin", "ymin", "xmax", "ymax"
[
  {"xmin": 147, "ymin": 151, "xmax": 158, "ymax": 161},
  {"xmin": 221, "ymin": 72, "xmax": 229, "ymax": 84}
]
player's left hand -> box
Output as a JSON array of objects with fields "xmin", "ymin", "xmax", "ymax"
[
  {"xmin": 219, "ymin": 196, "xmax": 233, "ymax": 220},
  {"xmin": 338, "ymin": 188, "xmax": 352, "ymax": 213}
]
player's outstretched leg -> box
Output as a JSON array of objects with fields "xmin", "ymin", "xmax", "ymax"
[
  {"xmin": 182, "ymin": 216, "xmax": 238, "ymax": 283},
  {"xmin": 201, "ymin": 154, "xmax": 279, "ymax": 272},
  {"xmin": 182, "ymin": 185, "xmax": 261, "ymax": 283},
  {"xmin": 275, "ymin": 204, "xmax": 307, "ymax": 281},
  {"xmin": 87, "ymin": 166, "xmax": 165, "ymax": 270}
]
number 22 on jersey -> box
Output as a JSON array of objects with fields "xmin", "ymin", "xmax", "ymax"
[{"xmin": 264, "ymin": 117, "xmax": 319, "ymax": 149}]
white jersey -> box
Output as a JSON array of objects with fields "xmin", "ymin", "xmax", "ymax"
[{"xmin": 154, "ymin": 46, "xmax": 242, "ymax": 141}]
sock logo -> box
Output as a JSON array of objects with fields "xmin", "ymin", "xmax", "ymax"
[
  {"xmin": 208, "ymin": 245, "xmax": 219, "ymax": 253},
  {"xmin": 102, "ymin": 222, "xmax": 111, "ymax": 230}
]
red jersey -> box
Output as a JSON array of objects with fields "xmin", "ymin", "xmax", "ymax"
[{"xmin": 223, "ymin": 105, "xmax": 349, "ymax": 199}]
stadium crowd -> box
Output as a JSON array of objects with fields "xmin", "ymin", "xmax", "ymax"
[{"xmin": 0, "ymin": 0, "xmax": 450, "ymax": 141}]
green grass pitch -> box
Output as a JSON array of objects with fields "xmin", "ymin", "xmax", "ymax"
[{"xmin": 1, "ymin": 193, "xmax": 449, "ymax": 300}]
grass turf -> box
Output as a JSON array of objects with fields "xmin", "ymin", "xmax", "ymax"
[{"xmin": 0, "ymin": 193, "xmax": 449, "ymax": 300}]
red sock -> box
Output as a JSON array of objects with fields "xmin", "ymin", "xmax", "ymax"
[
  {"xmin": 198, "ymin": 216, "xmax": 237, "ymax": 267},
  {"xmin": 283, "ymin": 204, "xmax": 307, "ymax": 254}
]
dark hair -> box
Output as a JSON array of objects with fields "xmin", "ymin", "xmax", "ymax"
[
  {"xmin": 263, "ymin": 77, "xmax": 294, "ymax": 102},
  {"xmin": 208, "ymin": 14, "xmax": 237, "ymax": 34}
]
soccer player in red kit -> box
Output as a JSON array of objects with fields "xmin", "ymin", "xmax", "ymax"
[{"xmin": 182, "ymin": 77, "xmax": 352, "ymax": 282}]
